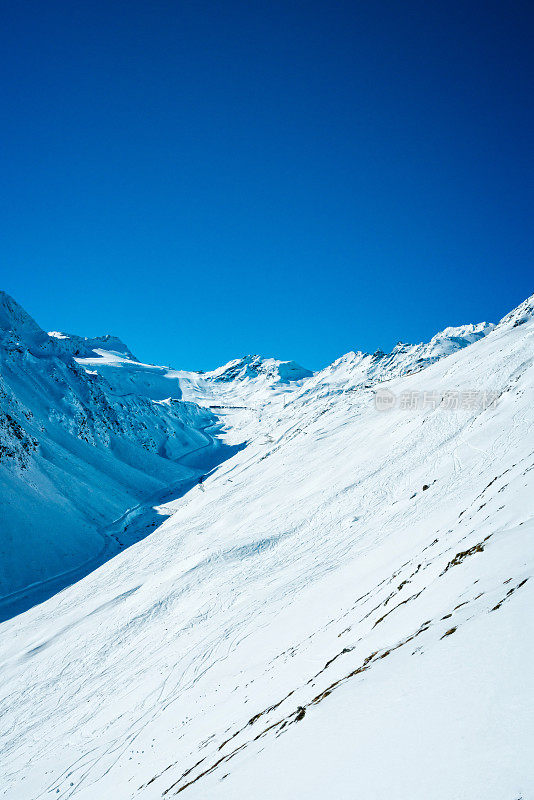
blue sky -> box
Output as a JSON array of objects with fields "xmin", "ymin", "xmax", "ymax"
[{"xmin": 1, "ymin": 1, "xmax": 532, "ymax": 370}]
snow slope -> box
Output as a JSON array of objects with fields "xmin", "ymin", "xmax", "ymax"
[
  {"xmin": 1, "ymin": 294, "xmax": 533, "ymax": 799},
  {"xmin": 0, "ymin": 292, "xmax": 234, "ymax": 619}
]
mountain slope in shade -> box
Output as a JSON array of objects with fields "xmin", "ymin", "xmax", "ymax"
[
  {"xmin": 0, "ymin": 293, "xmax": 532, "ymax": 800},
  {"xmin": 0, "ymin": 292, "xmax": 231, "ymax": 616}
]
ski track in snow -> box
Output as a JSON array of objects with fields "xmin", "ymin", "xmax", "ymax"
[{"xmin": 1, "ymin": 295, "xmax": 534, "ymax": 799}]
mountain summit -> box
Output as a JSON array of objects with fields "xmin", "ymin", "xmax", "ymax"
[{"xmin": 205, "ymin": 354, "xmax": 313, "ymax": 383}]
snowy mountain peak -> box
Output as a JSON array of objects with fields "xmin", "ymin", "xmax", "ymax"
[
  {"xmin": 497, "ymin": 292, "xmax": 534, "ymax": 328},
  {"xmin": 431, "ymin": 321, "xmax": 492, "ymax": 340},
  {"xmin": 423, "ymin": 320, "xmax": 494, "ymax": 359},
  {"xmin": 0, "ymin": 290, "xmax": 50, "ymax": 350},
  {"xmin": 206, "ymin": 354, "xmax": 313, "ymax": 383}
]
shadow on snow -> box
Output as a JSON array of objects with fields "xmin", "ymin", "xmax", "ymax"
[{"xmin": 0, "ymin": 438, "xmax": 246, "ymax": 624}]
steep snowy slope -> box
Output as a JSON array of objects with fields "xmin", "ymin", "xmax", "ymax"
[
  {"xmin": 0, "ymin": 292, "xmax": 230, "ymax": 618},
  {"xmin": 1, "ymin": 294, "xmax": 532, "ymax": 800}
]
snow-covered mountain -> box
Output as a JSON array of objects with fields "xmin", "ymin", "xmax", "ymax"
[
  {"xmin": 48, "ymin": 330, "xmax": 137, "ymax": 360},
  {"xmin": 203, "ymin": 354, "xmax": 313, "ymax": 383},
  {"xmin": 0, "ymin": 292, "xmax": 233, "ymax": 618},
  {"xmin": 1, "ymin": 291, "xmax": 533, "ymax": 800},
  {"xmin": 175, "ymin": 324, "xmax": 496, "ymax": 416},
  {"xmin": 293, "ymin": 321, "xmax": 494, "ymax": 404}
]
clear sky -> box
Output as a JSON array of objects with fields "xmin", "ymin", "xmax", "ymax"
[{"xmin": 1, "ymin": 1, "xmax": 532, "ymax": 370}]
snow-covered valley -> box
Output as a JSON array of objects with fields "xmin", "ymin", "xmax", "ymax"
[
  {"xmin": 0, "ymin": 293, "xmax": 243, "ymax": 619},
  {"xmin": 1, "ymin": 291, "xmax": 533, "ymax": 799}
]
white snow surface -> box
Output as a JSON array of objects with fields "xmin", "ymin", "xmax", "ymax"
[{"xmin": 1, "ymin": 293, "xmax": 533, "ymax": 800}]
